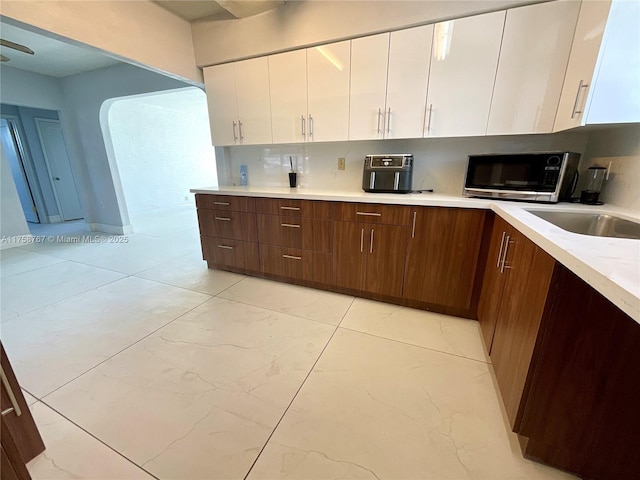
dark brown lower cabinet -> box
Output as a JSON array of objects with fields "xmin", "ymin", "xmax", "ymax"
[
  {"xmin": 1, "ymin": 343, "xmax": 45, "ymax": 479},
  {"xmin": 200, "ymin": 235, "xmax": 259, "ymax": 272},
  {"xmin": 260, "ymin": 245, "xmax": 331, "ymax": 284}
]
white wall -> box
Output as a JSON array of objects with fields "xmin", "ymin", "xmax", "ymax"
[
  {"xmin": 217, "ymin": 131, "xmax": 590, "ymax": 195},
  {"xmin": 579, "ymin": 124, "xmax": 640, "ymax": 212},
  {"xmin": 107, "ymin": 87, "xmax": 217, "ymax": 213},
  {"xmin": 1, "ymin": 139, "xmax": 31, "ymax": 245},
  {"xmin": 192, "ymin": 0, "xmax": 536, "ymax": 66},
  {"xmin": 1, "ymin": 0, "xmax": 201, "ymax": 84}
]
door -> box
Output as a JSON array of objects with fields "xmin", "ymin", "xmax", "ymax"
[
  {"xmin": 425, "ymin": 11, "xmax": 505, "ymax": 137},
  {"xmin": 234, "ymin": 57, "xmax": 273, "ymax": 145},
  {"xmin": 386, "ymin": 25, "xmax": 433, "ymax": 139},
  {"xmin": 349, "ymin": 33, "xmax": 390, "ymax": 140},
  {"xmin": 0, "ymin": 120, "xmax": 38, "ymax": 223},
  {"xmin": 332, "ymin": 221, "xmax": 365, "ymax": 290},
  {"xmin": 269, "ymin": 49, "xmax": 308, "ymax": 144},
  {"xmin": 203, "ymin": 63, "xmax": 239, "ymax": 146},
  {"xmin": 35, "ymin": 118, "xmax": 83, "ymax": 221},
  {"xmin": 487, "ymin": 1, "xmax": 580, "ymax": 135},
  {"xmin": 363, "ymin": 223, "xmax": 407, "ymax": 297},
  {"xmin": 307, "ymin": 41, "xmax": 351, "ymax": 142}
]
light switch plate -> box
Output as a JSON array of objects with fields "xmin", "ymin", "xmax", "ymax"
[{"xmin": 338, "ymin": 157, "xmax": 346, "ymax": 170}]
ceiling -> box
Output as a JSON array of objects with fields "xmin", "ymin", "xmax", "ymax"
[{"xmin": 154, "ymin": 0, "xmax": 286, "ymax": 21}]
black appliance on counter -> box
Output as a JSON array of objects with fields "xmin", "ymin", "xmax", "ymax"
[
  {"xmin": 463, "ymin": 152, "xmax": 580, "ymax": 203},
  {"xmin": 362, "ymin": 154, "xmax": 413, "ymax": 193}
]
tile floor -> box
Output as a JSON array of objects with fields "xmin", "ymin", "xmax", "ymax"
[{"xmin": 0, "ymin": 204, "xmax": 576, "ymax": 479}]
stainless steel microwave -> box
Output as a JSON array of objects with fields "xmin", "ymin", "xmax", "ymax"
[{"xmin": 463, "ymin": 152, "xmax": 580, "ymax": 203}]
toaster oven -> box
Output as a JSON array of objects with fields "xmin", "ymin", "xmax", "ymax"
[{"xmin": 362, "ymin": 154, "xmax": 413, "ymax": 193}]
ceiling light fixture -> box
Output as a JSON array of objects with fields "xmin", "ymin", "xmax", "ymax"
[{"xmin": 0, "ymin": 39, "xmax": 35, "ymax": 55}]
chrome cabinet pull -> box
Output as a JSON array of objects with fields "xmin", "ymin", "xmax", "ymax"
[
  {"xmin": 232, "ymin": 121, "xmax": 238, "ymax": 142},
  {"xmin": 356, "ymin": 212, "xmax": 382, "ymax": 217},
  {"xmin": 500, "ymin": 236, "xmax": 514, "ymax": 273},
  {"xmin": 238, "ymin": 121, "xmax": 244, "ymax": 140},
  {"xmin": 571, "ymin": 80, "xmax": 589, "ymax": 119},
  {"xmin": 308, "ymin": 115, "xmax": 314, "ymax": 138},
  {"xmin": 214, "ymin": 201, "xmax": 230, "ymax": 206},
  {"xmin": 0, "ymin": 366, "xmax": 22, "ymax": 417},
  {"xmin": 281, "ymin": 223, "xmax": 301, "ymax": 228},
  {"xmin": 217, "ymin": 245, "xmax": 234, "ymax": 250},
  {"xmin": 425, "ymin": 104, "xmax": 433, "ymax": 133},
  {"xmin": 370, "ymin": 229, "xmax": 374, "ymax": 253},
  {"xmin": 280, "ymin": 206, "xmax": 300, "ymax": 211},
  {"xmin": 283, "ymin": 254, "xmax": 302, "ymax": 260},
  {"xmin": 496, "ymin": 231, "xmax": 506, "ymax": 268},
  {"xmin": 411, "ymin": 211, "xmax": 417, "ymax": 238},
  {"xmin": 301, "ymin": 115, "xmax": 306, "ymax": 138},
  {"xmin": 360, "ymin": 228, "xmax": 364, "ymax": 253},
  {"xmin": 377, "ymin": 108, "xmax": 382, "ymax": 134},
  {"xmin": 215, "ymin": 217, "xmax": 231, "ymax": 221},
  {"xmin": 386, "ymin": 107, "xmax": 391, "ymax": 134}
]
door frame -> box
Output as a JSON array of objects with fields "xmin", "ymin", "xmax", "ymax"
[
  {"xmin": 34, "ymin": 117, "xmax": 83, "ymax": 222},
  {"xmin": 0, "ymin": 114, "xmax": 46, "ymax": 223}
]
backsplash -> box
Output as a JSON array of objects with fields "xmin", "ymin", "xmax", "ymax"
[{"xmin": 219, "ymin": 131, "xmax": 589, "ymax": 196}]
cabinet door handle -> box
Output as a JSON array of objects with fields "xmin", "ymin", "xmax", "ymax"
[
  {"xmin": 217, "ymin": 245, "xmax": 234, "ymax": 250},
  {"xmin": 377, "ymin": 108, "xmax": 382, "ymax": 134},
  {"xmin": 280, "ymin": 206, "xmax": 301, "ymax": 211},
  {"xmin": 360, "ymin": 228, "xmax": 364, "ymax": 253},
  {"xmin": 215, "ymin": 217, "xmax": 231, "ymax": 221},
  {"xmin": 370, "ymin": 229, "xmax": 375, "ymax": 254},
  {"xmin": 301, "ymin": 115, "xmax": 306, "ymax": 138},
  {"xmin": 281, "ymin": 223, "xmax": 301, "ymax": 228},
  {"xmin": 214, "ymin": 201, "xmax": 230, "ymax": 206},
  {"xmin": 238, "ymin": 121, "xmax": 244, "ymax": 141},
  {"xmin": 356, "ymin": 211, "xmax": 382, "ymax": 217},
  {"xmin": 571, "ymin": 80, "xmax": 589, "ymax": 119},
  {"xmin": 500, "ymin": 236, "xmax": 514, "ymax": 273},
  {"xmin": 308, "ymin": 115, "xmax": 314, "ymax": 138},
  {"xmin": 411, "ymin": 211, "xmax": 417, "ymax": 238},
  {"xmin": 386, "ymin": 107, "xmax": 391, "ymax": 134},
  {"xmin": 425, "ymin": 104, "xmax": 433, "ymax": 133},
  {"xmin": 283, "ymin": 254, "xmax": 302, "ymax": 260},
  {"xmin": 232, "ymin": 121, "xmax": 238, "ymax": 142},
  {"xmin": 496, "ymin": 231, "xmax": 506, "ymax": 268},
  {"xmin": 0, "ymin": 366, "xmax": 22, "ymax": 417}
]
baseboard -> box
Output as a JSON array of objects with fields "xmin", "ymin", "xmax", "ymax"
[{"xmin": 89, "ymin": 223, "xmax": 133, "ymax": 235}]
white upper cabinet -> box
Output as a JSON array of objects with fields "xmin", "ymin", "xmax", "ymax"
[
  {"xmin": 584, "ymin": 0, "xmax": 640, "ymax": 125},
  {"xmin": 487, "ymin": 1, "xmax": 580, "ymax": 135},
  {"xmin": 553, "ymin": 0, "xmax": 612, "ymax": 131},
  {"xmin": 349, "ymin": 34, "xmax": 390, "ymax": 140},
  {"xmin": 204, "ymin": 58, "xmax": 272, "ymax": 146},
  {"xmin": 203, "ymin": 63, "xmax": 238, "ymax": 146},
  {"xmin": 234, "ymin": 57, "xmax": 273, "ymax": 145},
  {"xmin": 269, "ymin": 49, "xmax": 307, "ymax": 144},
  {"xmin": 425, "ymin": 11, "xmax": 505, "ymax": 137},
  {"xmin": 386, "ymin": 26, "xmax": 433, "ymax": 139},
  {"xmin": 307, "ymin": 41, "xmax": 351, "ymax": 142}
]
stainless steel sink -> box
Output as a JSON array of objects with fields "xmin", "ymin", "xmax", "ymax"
[{"xmin": 528, "ymin": 211, "xmax": 640, "ymax": 240}]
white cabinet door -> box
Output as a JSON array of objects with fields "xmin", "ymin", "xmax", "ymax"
[
  {"xmin": 235, "ymin": 57, "xmax": 273, "ymax": 145},
  {"xmin": 349, "ymin": 34, "xmax": 390, "ymax": 140},
  {"xmin": 269, "ymin": 49, "xmax": 307, "ymax": 144},
  {"xmin": 488, "ymin": 1, "xmax": 580, "ymax": 135},
  {"xmin": 553, "ymin": 0, "xmax": 612, "ymax": 132},
  {"xmin": 586, "ymin": 0, "xmax": 640, "ymax": 124},
  {"xmin": 307, "ymin": 41, "xmax": 351, "ymax": 142},
  {"xmin": 386, "ymin": 25, "xmax": 433, "ymax": 139},
  {"xmin": 203, "ymin": 64, "xmax": 238, "ymax": 146},
  {"xmin": 425, "ymin": 11, "xmax": 505, "ymax": 137}
]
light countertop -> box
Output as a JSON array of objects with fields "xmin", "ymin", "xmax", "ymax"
[{"xmin": 191, "ymin": 186, "xmax": 640, "ymax": 323}]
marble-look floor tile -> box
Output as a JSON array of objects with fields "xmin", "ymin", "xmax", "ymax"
[
  {"xmin": 341, "ymin": 298, "xmax": 489, "ymax": 362},
  {"xmin": 248, "ymin": 329, "xmax": 576, "ymax": 480},
  {"xmin": 219, "ymin": 277, "xmax": 354, "ymax": 326},
  {"xmin": 27, "ymin": 402, "xmax": 153, "ymax": 480},
  {"xmin": 0, "ymin": 248, "xmax": 65, "ymax": 278},
  {"xmin": 0, "ymin": 261, "xmax": 125, "ymax": 318},
  {"xmin": 136, "ymin": 251, "xmax": 245, "ymax": 295},
  {"xmin": 45, "ymin": 297, "xmax": 335, "ymax": 480},
  {"xmin": 2, "ymin": 276, "xmax": 210, "ymax": 397},
  {"xmin": 23, "ymin": 389, "xmax": 38, "ymax": 406},
  {"xmin": 129, "ymin": 204, "xmax": 198, "ymax": 237}
]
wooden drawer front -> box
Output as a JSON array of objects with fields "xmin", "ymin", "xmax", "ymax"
[
  {"xmin": 197, "ymin": 209, "xmax": 257, "ymax": 242},
  {"xmin": 257, "ymin": 215, "xmax": 332, "ymax": 252},
  {"xmin": 201, "ymin": 236, "xmax": 259, "ymax": 271},
  {"xmin": 334, "ymin": 202, "xmax": 410, "ymax": 225},
  {"xmin": 256, "ymin": 198, "xmax": 333, "ymax": 218},
  {"xmin": 260, "ymin": 245, "xmax": 332, "ymax": 284},
  {"xmin": 196, "ymin": 194, "xmax": 256, "ymax": 212}
]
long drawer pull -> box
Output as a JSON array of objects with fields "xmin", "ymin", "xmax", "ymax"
[
  {"xmin": 215, "ymin": 217, "xmax": 231, "ymax": 221},
  {"xmin": 281, "ymin": 223, "xmax": 301, "ymax": 228},
  {"xmin": 283, "ymin": 254, "xmax": 302, "ymax": 260},
  {"xmin": 356, "ymin": 212, "xmax": 382, "ymax": 217},
  {"xmin": 214, "ymin": 201, "xmax": 230, "ymax": 206},
  {"xmin": 0, "ymin": 366, "xmax": 22, "ymax": 417},
  {"xmin": 370, "ymin": 229, "xmax": 374, "ymax": 253},
  {"xmin": 280, "ymin": 206, "xmax": 301, "ymax": 211},
  {"xmin": 217, "ymin": 245, "xmax": 234, "ymax": 250},
  {"xmin": 411, "ymin": 211, "xmax": 417, "ymax": 238}
]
